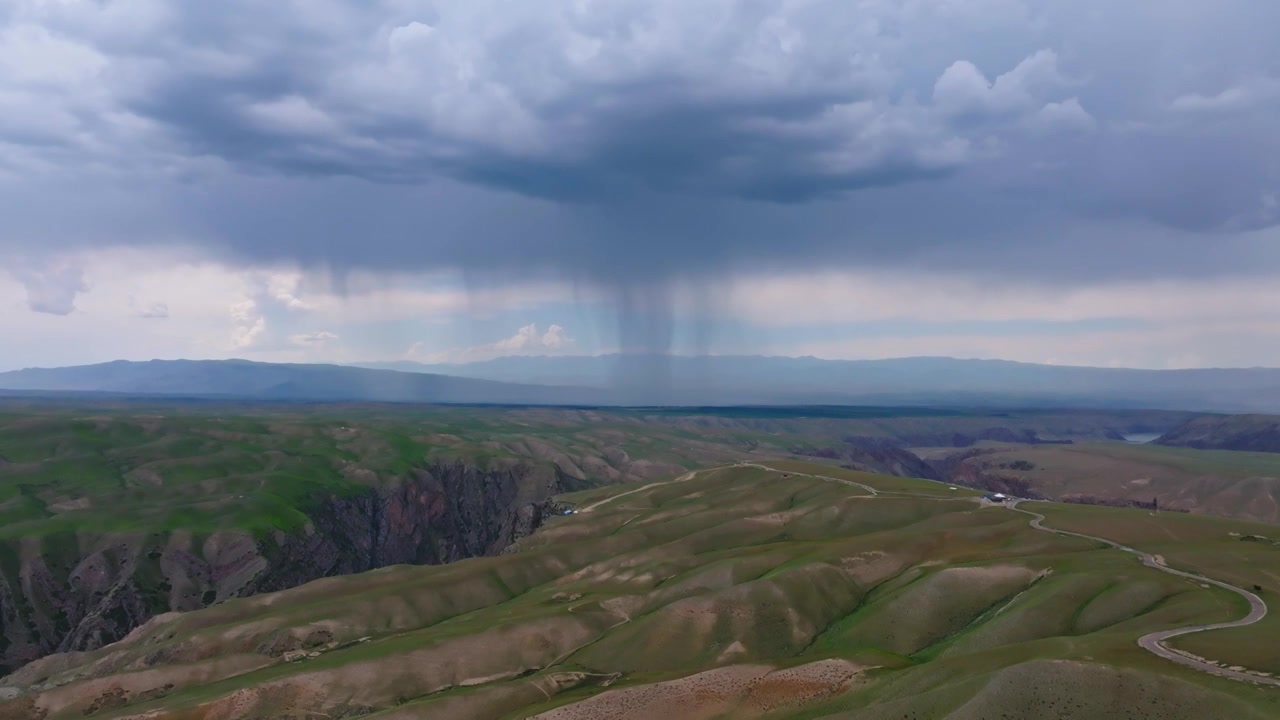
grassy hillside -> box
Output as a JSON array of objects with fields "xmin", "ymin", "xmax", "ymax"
[
  {"xmin": 0, "ymin": 402, "xmax": 811, "ymax": 675},
  {"xmin": 0, "ymin": 400, "xmax": 1198, "ymax": 540},
  {"xmin": 642, "ymin": 405, "xmax": 1195, "ymax": 443},
  {"xmin": 4, "ymin": 463, "xmax": 1278, "ymax": 719},
  {"xmin": 0, "ymin": 405, "xmax": 777, "ymax": 539},
  {"xmin": 3, "ymin": 399, "xmax": 1275, "ymax": 681},
  {"xmin": 1032, "ymin": 502, "xmax": 1280, "ymax": 675},
  {"xmin": 937, "ymin": 442, "xmax": 1280, "ymax": 523}
]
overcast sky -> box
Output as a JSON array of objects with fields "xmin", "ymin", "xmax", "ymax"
[{"xmin": 2, "ymin": 0, "xmax": 1278, "ymax": 371}]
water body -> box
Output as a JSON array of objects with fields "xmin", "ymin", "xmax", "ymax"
[{"xmin": 1123, "ymin": 433, "xmax": 1161, "ymax": 444}]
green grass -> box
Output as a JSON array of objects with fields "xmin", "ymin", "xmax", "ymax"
[
  {"xmin": 3, "ymin": 401, "xmax": 1279, "ymax": 719},
  {"xmin": 13, "ymin": 462, "xmax": 1280, "ymax": 720},
  {"xmin": 0, "ymin": 401, "xmax": 1214, "ymax": 539},
  {"xmin": 1030, "ymin": 501, "xmax": 1280, "ymax": 674},
  {"xmin": 0, "ymin": 405, "xmax": 800, "ymax": 539},
  {"xmin": 941, "ymin": 441, "xmax": 1280, "ymax": 523},
  {"xmin": 1077, "ymin": 442, "xmax": 1280, "ymax": 477}
]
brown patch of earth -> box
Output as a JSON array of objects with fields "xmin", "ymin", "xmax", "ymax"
[
  {"xmin": 24, "ymin": 655, "xmax": 273, "ymax": 718},
  {"xmin": 0, "ymin": 696, "xmax": 46, "ymax": 720},
  {"xmin": 110, "ymin": 614, "xmax": 606, "ymax": 719},
  {"xmin": 839, "ymin": 551, "xmax": 906, "ymax": 586},
  {"xmin": 527, "ymin": 659, "xmax": 868, "ymax": 720}
]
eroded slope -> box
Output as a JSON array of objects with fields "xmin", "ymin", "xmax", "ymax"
[{"xmin": 2, "ymin": 463, "xmax": 1277, "ymax": 720}]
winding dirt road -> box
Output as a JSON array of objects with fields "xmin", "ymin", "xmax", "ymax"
[
  {"xmin": 734, "ymin": 462, "xmax": 880, "ymax": 496},
  {"xmin": 579, "ymin": 466, "xmax": 1276, "ymax": 685},
  {"xmin": 579, "ymin": 462, "xmax": 879, "ymax": 515},
  {"xmin": 1009, "ymin": 500, "xmax": 1279, "ymax": 686},
  {"xmin": 579, "ymin": 470, "xmax": 699, "ymax": 512}
]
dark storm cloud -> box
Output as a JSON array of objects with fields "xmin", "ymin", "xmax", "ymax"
[
  {"xmin": 118, "ymin": 5, "xmax": 956, "ymax": 202},
  {"xmin": 2, "ymin": 0, "xmax": 1280, "ymax": 297}
]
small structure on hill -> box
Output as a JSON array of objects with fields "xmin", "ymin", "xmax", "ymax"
[{"xmin": 984, "ymin": 493, "xmax": 1008, "ymax": 503}]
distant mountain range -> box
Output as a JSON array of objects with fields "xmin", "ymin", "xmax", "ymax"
[
  {"xmin": 0, "ymin": 359, "xmax": 609, "ymax": 405},
  {"xmin": 358, "ymin": 354, "xmax": 1280, "ymax": 412},
  {"xmin": 2, "ymin": 355, "xmax": 1280, "ymax": 411}
]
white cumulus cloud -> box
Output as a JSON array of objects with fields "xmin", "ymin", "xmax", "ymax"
[
  {"xmin": 129, "ymin": 298, "xmax": 169, "ymax": 319},
  {"xmin": 409, "ymin": 323, "xmax": 576, "ymax": 363},
  {"xmin": 493, "ymin": 323, "xmax": 573, "ymax": 353},
  {"xmin": 1171, "ymin": 78, "xmax": 1280, "ymax": 113},
  {"xmin": 229, "ymin": 298, "xmax": 265, "ymax": 349},
  {"xmin": 290, "ymin": 330, "xmax": 339, "ymax": 346},
  {"xmin": 933, "ymin": 50, "xmax": 1066, "ymax": 119},
  {"xmin": 11, "ymin": 259, "xmax": 87, "ymax": 315}
]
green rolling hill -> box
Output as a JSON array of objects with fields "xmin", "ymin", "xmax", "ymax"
[{"xmin": 3, "ymin": 462, "xmax": 1278, "ymax": 719}]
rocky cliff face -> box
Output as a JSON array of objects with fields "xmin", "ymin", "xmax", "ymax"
[
  {"xmin": 843, "ymin": 427, "xmax": 1086, "ymax": 448},
  {"xmin": 0, "ymin": 461, "xmax": 575, "ymax": 675},
  {"xmin": 1156, "ymin": 414, "xmax": 1280, "ymax": 453},
  {"xmin": 930, "ymin": 449, "xmax": 1043, "ymax": 498},
  {"xmin": 791, "ymin": 444, "xmax": 942, "ymax": 481}
]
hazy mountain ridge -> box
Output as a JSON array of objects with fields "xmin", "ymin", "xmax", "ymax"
[
  {"xmin": 0, "ymin": 359, "xmax": 609, "ymax": 406},
  {"xmin": 4, "ymin": 356, "xmax": 1280, "ymax": 410},
  {"xmin": 363, "ymin": 354, "xmax": 1280, "ymax": 411}
]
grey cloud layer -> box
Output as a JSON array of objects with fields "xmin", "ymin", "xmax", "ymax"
[{"xmin": 2, "ymin": 0, "xmax": 1279, "ymax": 290}]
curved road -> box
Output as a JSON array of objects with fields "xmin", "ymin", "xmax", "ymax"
[
  {"xmin": 735, "ymin": 462, "xmax": 880, "ymax": 496},
  {"xmin": 580, "ymin": 462, "xmax": 881, "ymax": 515},
  {"xmin": 580, "ymin": 468, "xmax": 1275, "ymax": 685},
  {"xmin": 1008, "ymin": 500, "xmax": 1278, "ymax": 686},
  {"xmin": 579, "ymin": 470, "xmax": 699, "ymax": 512}
]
